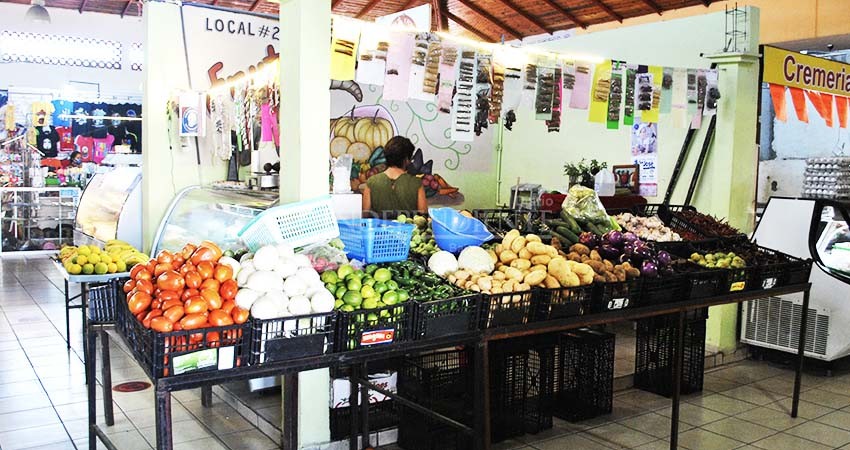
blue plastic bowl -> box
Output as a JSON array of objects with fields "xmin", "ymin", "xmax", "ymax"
[{"xmin": 429, "ymin": 207, "xmax": 494, "ymax": 254}]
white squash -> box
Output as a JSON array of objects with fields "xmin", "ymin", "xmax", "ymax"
[
  {"xmin": 292, "ymin": 254, "xmax": 312, "ymax": 269},
  {"xmin": 276, "ymin": 243, "xmax": 295, "ymax": 259},
  {"xmin": 295, "ymin": 267, "xmax": 321, "ymax": 285},
  {"xmin": 251, "ymin": 296, "xmax": 282, "ymax": 320},
  {"xmin": 253, "ymin": 245, "xmax": 280, "ymax": 271},
  {"xmin": 283, "ymin": 277, "xmax": 308, "ymax": 297},
  {"xmin": 274, "ymin": 260, "xmax": 298, "ymax": 280},
  {"xmin": 236, "ymin": 266, "xmax": 255, "ymax": 287},
  {"xmin": 246, "ymin": 270, "xmax": 284, "ymax": 293},
  {"xmin": 239, "ymin": 252, "xmax": 254, "ymax": 264},
  {"xmin": 235, "ymin": 288, "xmax": 260, "ymax": 310},
  {"xmin": 288, "ymin": 295, "xmax": 312, "ymax": 315},
  {"xmin": 310, "ymin": 289, "xmax": 335, "ymax": 313}
]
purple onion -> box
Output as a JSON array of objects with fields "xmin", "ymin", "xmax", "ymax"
[
  {"xmin": 579, "ymin": 232, "xmax": 599, "ymax": 248},
  {"xmin": 599, "ymin": 244, "xmax": 621, "ymax": 260},
  {"xmin": 632, "ymin": 246, "xmax": 653, "ymax": 262},
  {"xmin": 657, "ymin": 251, "xmax": 672, "ymax": 267},
  {"xmin": 606, "ymin": 231, "xmax": 624, "ymax": 248},
  {"xmin": 623, "ymin": 243, "xmax": 635, "ymax": 257},
  {"xmin": 622, "ymin": 232, "xmax": 639, "ymax": 243},
  {"xmin": 641, "ymin": 260, "xmax": 659, "ymax": 277}
]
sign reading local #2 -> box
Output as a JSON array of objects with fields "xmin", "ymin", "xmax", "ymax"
[
  {"xmin": 762, "ymin": 45, "xmax": 850, "ymax": 96},
  {"xmin": 182, "ymin": 4, "xmax": 279, "ymax": 90}
]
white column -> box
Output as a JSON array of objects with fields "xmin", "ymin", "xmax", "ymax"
[{"xmin": 279, "ymin": 0, "xmax": 332, "ymax": 446}]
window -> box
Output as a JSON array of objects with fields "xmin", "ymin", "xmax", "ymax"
[{"xmin": 0, "ymin": 31, "xmax": 122, "ymax": 69}]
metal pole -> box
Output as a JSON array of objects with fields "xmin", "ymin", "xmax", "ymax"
[
  {"xmin": 201, "ymin": 385, "xmax": 213, "ymax": 408},
  {"xmin": 65, "ymin": 279, "xmax": 71, "ymax": 349},
  {"xmin": 100, "ymin": 330, "xmax": 114, "ymax": 426},
  {"xmin": 792, "ymin": 288, "xmax": 811, "ymax": 417},
  {"xmin": 670, "ymin": 311, "xmax": 686, "ymax": 450},
  {"xmin": 474, "ymin": 341, "xmax": 491, "ymax": 450},
  {"xmin": 663, "ymin": 128, "xmax": 697, "ymax": 205},
  {"xmin": 81, "ymin": 282, "xmax": 89, "ymax": 385},
  {"xmin": 684, "ymin": 115, "xmax": 718, "ymax": 206},
  {"xmin": 349, "ymin": 366, "xmax": 359, "ymax": 450},
  {"xmin": 282, "ymin": 373, "xmax": 299, "ymax": 449},
  {"xmin": 154, "ymin": 389, "xmax": 173, "ymax": 450},
  {"xmin": 86, "ymin": 322, "xmax": 97, "ymax": 450},
  {"xmin": 360, "ymin": 362, "xmax": 370, "ymax": 449}
]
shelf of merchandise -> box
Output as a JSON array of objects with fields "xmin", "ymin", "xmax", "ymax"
[{"xmin": 0, "ymin": 187, "xmax": 81, "ymax": 255}]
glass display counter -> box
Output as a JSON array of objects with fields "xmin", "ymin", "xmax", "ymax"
[
  {"xmin": 0, "ymin": 187, "xmax": 80, "ymax": 254},
  {"xmin": 74, "ymin": 166, "xmax": 142, "ymax": 250}
]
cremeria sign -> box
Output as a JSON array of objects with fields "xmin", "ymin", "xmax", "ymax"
[{"xmin": 763, "ymin": 45, "xmax": 850, "ymax": 97}]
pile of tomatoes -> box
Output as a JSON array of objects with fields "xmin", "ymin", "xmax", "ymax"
[{"xmin": 122, "ymin": 241, "xmax": 249, "ymax": 334}]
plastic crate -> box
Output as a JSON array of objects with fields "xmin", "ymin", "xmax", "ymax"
[
  {"xmin": 471, "ymin": 209, "xmax": 551, "ymax": 240},
  {"xmin": 634, "ymin": 309, "xmax": 708, "ymax": 398},
  {"xmin": 630, "ymin": 204, "xmax": 710, "ymax": 242},
  {"xmin": 640, "ymin": 274, "xmax": 688, "ymax": 306},
  {"xmin": 588, "ymin": 279, "xmax": 642, "ymax": 314},
  {"xmin": 335, "ymin": 303, "xmax": 412, "ymax": 352},
  {"xmin": 751, "ymin": 247, "xmax": 813, "ymax": 290},
  {"xmin": 480, "ymin": 290, "xmax": 534, "ymax": 329},
  {"xmin": 490, "ymin": 336, "xmax": 555, "ymax": 441},
  {"xmin": 114, "ymin": 294, "xmax": 250, "ymax": 379},
  {"xmin": 329, "ymin": 400, "xmax": 399, "ymax": 441},
  {"xmin": 248, "ymin": 312, "xmax": 336, "ymax": 365},
  {"xmin": 237, "ymin": 195, "xmax": 339, "ymax": 251},
  {"xmin": 553, "ymin": 329, "xmax": 614, "ymax": 422},
  {"xmin": 531, "ymin": 285, "xmax": 594, "ymax": 321},
  {"xmin": 413, "ymin": 294, "xmax": 481, "ymax": 340},
  {"xmin": 398, "ymin": 349, "xmax": 474, "ymax": 450},
  {"xmin": 338, "ymin": 219, "xmax": 415, "ymax": 263},
  {"xmin": 87, "ymin": 278, "xmax": 125, "ymax": 324}
]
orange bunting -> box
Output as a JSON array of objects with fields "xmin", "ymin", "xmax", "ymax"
[
  {"xmin": 769, "ymin": 84, "xmax": 787, "ymax": 122},
  {"xmin": 837, "ymin": 96, "xmax": 849, "ymax": 128},
  {"xmin": 789, "ymin": 88, "xmax": 808, "ymax": 123},
  {"xmin": 821, "ymin": 93, "xmax": 835, "ymax": 128}
]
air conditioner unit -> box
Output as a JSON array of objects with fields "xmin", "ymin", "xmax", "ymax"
[{"xmin": 740, "ymin": 295, "xmax": 830, "ymax": 360}]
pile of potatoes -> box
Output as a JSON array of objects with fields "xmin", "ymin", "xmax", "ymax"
[
  {"xmin": 563, "ymin": 243, "xmax": 641, "ymax": 283},
  {"xmin": 445, "ymin": 230, "xmax": 597, "ymax": 298}
]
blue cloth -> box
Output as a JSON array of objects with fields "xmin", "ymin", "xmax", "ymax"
[{"xmin": 51, "ymin": 100, "xmax": 74, "ymax": 127}]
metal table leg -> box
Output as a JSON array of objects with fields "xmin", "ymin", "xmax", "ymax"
[
  {"xmin": 792, "ymin": 288, "xmax": 811, "ymax": 418},
  {"xmin": 360, "ymin": 362, "xmax": 370, "ymax": 449},
  {"xmin": 282, "ymin": 373, "xmax": 298, "ymax": 450},
  {"xmin": 154, "ymin": 389, "xmax": 173, "ymax": 450},
  {"xmin": 670, "ymin": 311, "xmax": 686, "ymax": 450},
  {"xmin": 86, "ymin": 322, "xmax": 97, "ymax": 450},
  {"xmin": 474, "ymin": 341, "xmax": 491, "ymax": 450},
  {"xmin": 100, "ymin": 330, "xmax": 114, "ymax": 426},
  {"xmin": 65, "ymin": 279, "xmax": 71, "ymax": 349},
  {"xmin": 349, "ymin": 365, "xmax": 359, "ymax": 450},
  {"xmin": 81, "ymin": 282, "xmax": 89, "ymax": 385},
  {"xmin": 201, "ymin": 385, "xmax": 213, "ymax": 408}
]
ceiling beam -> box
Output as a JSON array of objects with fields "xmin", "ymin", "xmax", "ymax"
[
  {"xmin": 432, "ymin": 0, "xmax": 448, "ymax": 31},
  {"xmin": 212, "ymin": 0, "xmax": 220, "ymax": 5},
  {"xmin": 78, "ymin": 0, "xmax": 88, "ymax": 13},
  {"xmin": 539, "ymin": 0, "xmax": 587, "ymax": 29},
  {"xmin": 588, "ymin": 0, "xmax": 622, "ymax": 23},
  {"xmin": 445, "ymin": 10, "xmax": 495, "ymax": 42},
  {"xmin": 331, "ymin": 0, "xmax": 344, "ymax": 9},
  {"xmin": 491, "ymin": 0, "xmax": 554, "ymax": 34},
  {"xmin": 356, "ymin": 0, "xmax": 382, "ymax": 18},
  {"xmin": 398, "ymin": 0, "xmax": 419, "ymax": 11},
  {"xmin": 703, "ymin": 0, "xmax": 712, "ymax": 5},
  {"xmin": 249, "ymin": 0, "xmax": 261, "ymax": 11},
  {"xmin": 456, "ymin": 0, "xmax": 522, "ymax": 40},
  {"xmin": 636, "ymin": 0, "xmax": 663, "ymax": 15}
]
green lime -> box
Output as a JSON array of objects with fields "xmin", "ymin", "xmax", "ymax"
[
  {"xmin": 346, "ymin": 278, "xmax": 362, "ymax": 292},
  {"xmin": 382, "ymin": 290, "xmax": 399, "ymax": 305},
  {"xmin": 325, "ymin": 283, "xmax": 337, "ymax": 295},
  {"xmin": 376, "ymin": 300, "xmax": 386, "ymax": 308},
  {"xmin": 82, "ymin": 264, "xmax": 94, "ymax": 275},
  {"xmin": 365, "ymin": 264, "xmax": 378, "ymax": 274},
  {"xmin": 223, "ymin": 250, "xmax": 234, "ymax": 257},
  {"xmin": 360, "ymin": 285, "xmax": 376, "ymax": 299},
  {"xmin": 379, "ymin": 310, "xmax": 391, "ymax": 318},
  {"xmin": 366, "ymin": 313, "xmax": 379, "ymax": 324},
  {"xmin": 335, "ymin": 287, "xmax": 347, "ymax": 299},
  {"xmin": 321, "ymin": 271, "xmax": 340, "ymax": 284},
  {"xmin": 340, "ymin": 304, "xmax": 355, "ymax": 313},
  {"xmin": 362, "ymin": 298, "xmax": 379, "ymax": 310},
  {"xmin": 374, "ymin": 268, "xmax": 392, "ymax": 283},
  {"xmin": 334, "ymin": 299, "xmax": 344, "ymax": 309},
  {"xmin": 362, "ymin": 276, "xmax": 375, "ymax": 287},
  {"xmin": 343, "ymin": 291, "xmax": 363, "ymax": 307},
  {"xmin": 386, "ymin": 280, "xmax": 399, "ymax": 291},
  {"xmin": 337, "ymin": 264, "xmax": 354, "ymax": 280},
  {"xmin": 397, "ymin": 289, "xmax": 409, "ymax": 302},
  {"xmin": 347, "ymin": 270, "xmax": 364, "ymax": 280},
  {"xmin": 374, "ymin": 282, "xmax": 388, "ymax": 295}
]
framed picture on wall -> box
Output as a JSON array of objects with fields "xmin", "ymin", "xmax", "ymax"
[{"xmin": 613, "ymin": 165, "xmax": 640, "ymax": 194}]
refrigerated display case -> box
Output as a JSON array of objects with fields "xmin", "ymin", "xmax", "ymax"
[
  {"xmin": 73, "ymin": 166, "xmax": 142, "ymax": 250},
  {"xmin": 150, "ymin": 186, "xmax": 279, "ymax": 256},
  {"xmin": 0, "ymin": 187, "xmax": 80, "ymax": 254}
]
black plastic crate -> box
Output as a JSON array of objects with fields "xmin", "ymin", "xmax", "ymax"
[
  {"xmin": 480, "ymin": 290, "xmax": 533, "ymax": 329},
  {"xmin": 684, "ymin": 268, "xmax": 728, "ymax": 299},
  {"xmin": 490, "ymin": 336, "xmax": 555, "ymax": 442},
  {"xmin": 630, "ymin": 204, "xmax": 710, "ymax": 242},
  {"xmin": 249, "ymin": 312, "xmax": 336, "ymax": 365},
  {"xmin": 589, "ymin": 278, "xmax": 642, "ymax": 314},
  {"xmin": 398, "ymin": 349, "xmax": 474, "ymax": 450},
  {"xmin": 471, "ymin": 209, "xmax": 551, "ymax": 240},
  {"xmin": 750, "ymin": 247, "xmax": 813, "ymax": 290},
  {"xmin": 531, "ymin": 285, "xmax": 594, "ymax": 321},
  {"xmin": 335, "ymin": 303, "xmax": 412, "ymax": 352},
  {"xmin": 87, "ymin": 278, "xmax": 125, "ymax": 324},
  {"xmin": 634, "ymin": 309, "xmax": 708, "ymax": 398},
  {"xmin": 553, "ymin": 329, "xmax": 614, "ymax": 422},
  {"xmin": 414, "ymin": 294, "xmax": 481, "ymax": 340},
  {"xmin": 329, "ymin": 400, "xmax": 399, "ymax": 441},
  {"xmin": 640, "ymin": 274, "xmax": 688, "ymax": 306},
  {"xmin": 114, "ymin": 294, "xmax": 250, "ymax": 379}
]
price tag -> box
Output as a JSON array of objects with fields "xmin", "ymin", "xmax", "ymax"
[
  {"xmin": 761, "ymin": 277, "xmax": 777, "ymax": 289},
  {"xmin": 173, "ymin": 348, "xmax": 218, "ymax": 375},
  {"xmin": 730, "ymin": 281, "xmax": 746, "ymax": 292},
  {"xmin": 607, "ymin": 297, "xmax": 630, "ymax": 310},
  {"xmin": 360, "ymin": 329, "xmax": 395, "ymax": 346}
]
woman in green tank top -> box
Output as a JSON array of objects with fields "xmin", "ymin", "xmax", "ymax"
[{"xmin": 363, "ymin": 136, "xmax": 427, "ymax": 215}]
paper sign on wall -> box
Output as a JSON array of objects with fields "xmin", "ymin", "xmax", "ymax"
[
  {"xmin": 383, "ymin": 32, "xmax": 414, "ymax": 101},
  {"xmin": 437, "ymin": 44, "xmax": 458, "ymax": 113},
  {"xmin": 451, "ymin": 48, "xmax": 476, "ymax": 141},
  {"xmin": 356, "ymin": 29, "xmax": 388, "ymax": 86},
  {"xmin": 606, "ymin": 61, "xmax": 624, "ymax": 130},
  {"xmin": 179, "ymin": 92, "xmax": 205, "ymax": 137},
  {"xmin": 588, "ymin": 59, "xmax": 612, "ymax": 123},
  {"xmin": 631, "ymin": 120, "xmax": 658, "ymax": 197},
  {"xmin": 671, "ymin": 68, "xmax": 688, "ymax": 128},
  {"xmin": 330, "ymin": 20, "xmax": 360, "ymax": 81},
  {"xmin": 569, "ymin": 63, "xmax": 591, "ymax": 110},
  {"xmin": 640, "ymin": 66, "xmax": 662, "ymax": 123},
  {"xmin": 623, "ymin": 64, "xmax": 637, "ymax": 126},
  {"xmin": 660, "ymin": 67, "xmax": 673, "ymax": 114}
]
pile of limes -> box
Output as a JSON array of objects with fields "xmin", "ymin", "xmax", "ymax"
[
  {"xmin": 61, "ymin": 245, "xmax": 128, "ymax": 275},
  {"xmin": 321, "ymin": 264, "xmax": 410, "ymax": 314}
]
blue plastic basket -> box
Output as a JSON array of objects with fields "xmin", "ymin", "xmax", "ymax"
[
  {"xmin": 338, "ymin": 219, "xmax": 415, "ymax": 263},
  {"xmin": 430, "ymin": 207, "xmax": 494, "ymax": 254}
]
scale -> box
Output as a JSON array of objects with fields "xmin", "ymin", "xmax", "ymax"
[
  {"xmin": 248, "ymin": 162, "xmax": 280, "ymax": 191},
  {"xmin": 510, "ymin": 182, "xmax": 542, "ymax": 210}
]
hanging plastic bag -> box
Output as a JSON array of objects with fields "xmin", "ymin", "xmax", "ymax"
[
  {"xmin": 298, "ymin": 238, "xmax": 348, "ymax": 272},
  {"xmin": 563, "ymin": 185, "xmax": 612, "ymax": 227}
]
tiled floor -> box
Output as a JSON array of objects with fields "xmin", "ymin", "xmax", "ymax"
[{"xmin": 3, "ymin": 255, "xmax": 850, "ymax": 450}]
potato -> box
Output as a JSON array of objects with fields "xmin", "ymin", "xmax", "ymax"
[
  {"xmin": 546, "ymin": 246, "xmax": 559, "ymax": 258},
  {"xmin": 471, "ymin": 274, "xmax": 480, "ymax": 284},
  {"xmin": 502, "ymin": 280, "xmax": 516, "ymax": 292},
  {"xmin": 487, "ymin": 249, "xmax": 498, "ymax": 265},
  {"xmin": 566, "ymin": 252, "xmax": 582, "ymax": 262},
  {"xmin": 505, "ymin": 267, "xmax": 524, "ymax": 282},
  {"xmin": 525, "ymin": 234, "xmax": 542, "ymax": 243},
  {"xmin": 590, "ymin": 250, "xmax": 602, "ymax": 262},
  {"xmin": 594, "ymin": 274, "xmax": 606, "ymax": 283},
  {"xmin": 604, "ymin": 271, "xmax": 618, "ymax": 283},
  {"xmin": 498, "ymin": 265, "xmax": 509, "ymax": 273},
  {"xmin": 559, "ymin": 271, "xmax": 581, "ymax": 287},
  {"xmin": 580, "ymin": 254, "xmax": 589, "ymax": 262},
  {"xmin": 448, "ymin": 274, "xmax": 457, "ymax": 283},
  {"xmin": 470, "ymin": 284, "xmax": 481, "ymax": 292},
  {"xmin": 603, "ymin": 260, "xmax": 615, "ymax": 272},
  {"xmin": 464, "ymin": 280, "xmax": 474, "ymax": 289},
  {"xmin": 548, "ymin": 258, "xmax": 570, "ymax": 279},
  {"xmin": 544, "ymin": 275, "xmax": 560, "ymax": 289},
  {"xmin": 530, "ymin": 264, "xmax": 547, "ymax": 273},
  {"xmin": 477, "ymin": 277, "xmax": 492, "ymax": 292},
  {"xmin": 494, "ymin": 244, "xmax": 504, "ymax": 255},
  {"xmin": 493, "ymin": 271, "xmax": 506, "ymax": 281},
  {"xmin": 510, "ymin": 236, "xmax": 527, "ymax": 253},
  {"xmin": 526, "ymin": 241, "xmax": 548, "ymax": 256},
  {"xmin": 524, "ymin": 270, "xmax": 546, "ymax": 286},
  {"xmin": 492, "ymin": 279, "xmax": 503, "ymax": 287},
  {"xmin": 625, "ymin": 267, "xmax": 641, "ymax": 279},
  {"xmin": 518, "ymin": 247, "xmax": 533, "ymax": 260},
  {"xmin": 569, "ymin": 243, "xmax": 591, "ymax": 256},
  {"xmin": 531, "ymin": 254, "xmax": 551, "ymax": 266},
  {"xmin": 571, "ymin": 262, "xmax": 595, "ymax": 286},
  {"xmin": 491, "ymin": 287, "xmax": 503, "ymax": 294},
  {"xmin": 502, "ymin": 229, "xmax": 520, "ymax": 249},
  {"xmin": 499, "ymin": 250, "xmax": 518, "ymax": 264},
  {"xmin": 455, "ymin": 270, "xmax": 471, "ymax": 282},
  {"xmin": 613, "ymin": 267, "xmax": 627, "ymax": 282},
  {"xmin": 510, "ymin": 259, "xmax": 531, "ymax": 271},
  {"xmin": 517, "ymin": 283, "xmax": 531, "ymax": 292},
  {"xmin": 585, "ymin": 260, "xmax": 606, "ymax": 274}
]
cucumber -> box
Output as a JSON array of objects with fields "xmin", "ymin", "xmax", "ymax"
[
  {"xmin": 564, "ymin": 215, "xmax": 581, "ymax": 235},
  {"xmin": 555, "ymin": 226, "xmax": 579, "ymax": 244},
  {"xmin": 584, "ymin": 222, "xmax": 603, "ymax": 235},
  {"xmin": 546, "ymin": 219, "xmax": 571, "ymax": 229},
  {"xmin": 552, "ymin": 231, "xmax": 577, "ymax": 246}
]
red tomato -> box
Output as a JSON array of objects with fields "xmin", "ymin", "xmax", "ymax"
[
  {"xmin": 184, "ymin": 271, "xmax": 202, "ymax": 289},
  {"xmin": 123, "ymin": 279, "xmax": 136, "ymax": 294},
  {"xmin": 143, "ymin": 309, "xmax": 163, "ymax": 328},
  {"xmin": 220, "ymin": 300, "xmax": 236, "ymax": 315},
  {"xmin": 184, "ymin": 297, "xmax": 208, "ymax": 314},
  {"xmin": 213, "ymin": 264, "xmax": 233, "ymax": 283},
  {"xmin": 173, "ymin": 255, "xmax": 185, "ymax": 266},
  {"xmin": 145, "ymin": 259, "xmax": 157, "ymax": 275},
  {"xmin": 200, "ymin": 278, "xmax": 220, "ymax": 292},
  {"xmin": 190, "ymin": 247, "xmax": 216, "ymax": 266},
  {"xmin": 231, "ymin": 307, "xmax": 249, "ymax": 324},
  {"xmin": 172, "ymin": 320, "xmax": 183, "ymax": 331},
  {"xmin": 179, "ymin": 263, "xmax": 196, "ymax": 276},
  {"xmin": 208, "ymin": 309, "xmax": 234, "ymax": 327},
  {"xmin": 154, "ymin": 263, "xmax": 172, "ymax": 277},
  {"xmin": 128, "ymin": 291, "xmax": 152, "ymax": 315},
  {"xmin": 199, "ymin": 240, "xmax": 223, "ymax": 261},
  {"xmin": 171, "ymin": 260, "xmax": 183, "ymax": 271},
  {"xmin": 135, "ymin": 311, "xmax": 147, "ymax": 322},
  {"xmin": 151, "ymin": 299, "xmax": 163, "ymax": 310},
  {"xmin": 130, "ymin": 264, "xmax": 145, "ymax": 280},
  {"xmin": 157, "ymin": 290, "xmax": 181, "ymax": 303},
  {"xmin": 181, "ymin": 288, "xmax": 199, "ymax": 301},
  {"xmin": 150, "ymin": 316, "xmax": 174, "ymax": 333},
  {"xmin": 135, "ymin": 269, "xmax": 153, "ymax": 282},
  {"xmin": 206, "ymin": 331, "xmax": 221, "ymax": 348},
  {"xmin": 163, "ymin": 305, "xmax": 185, "ymax": 323},
  {"xmin": 156, "ymin": 250, "xmax": 174, "ymax": 265},
  {"xmin": 180, "ymin": 314, "xmax": 207, "ymax": 330},
  {"xmin": 219, "ymin": 279, "xmax": 238, "ymax": 301},
  {"xmin": 134, "ymin": 279, "xmax": 153, "ymax": 295},
  {"xmin": 161, "ymin": 299, "xmax": 183, "ymax": 311},
  {"xmin": 200, "ymin": 289, "xmax": 222, "ymax": 310},
  {"xmin": 157, "ymin": 270, "xmax": 185, "ymax": 292},
  {"xmin": 196, "ymin": 261, "xmax": 214, "ymax": 280},
  {"xmin": 181, "ymin": 243, "xmax": 197, "ymax": 260}
]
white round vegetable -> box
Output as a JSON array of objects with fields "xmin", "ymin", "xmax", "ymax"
[
  {"xmin": 253, "ymin": 245, "xmax": 280, "ymax": 271},
  {"xmin": 458, "ymin": 246, "xmax": 495, "ymax": 274},
  {"xmin": 251, "ymin": 296, "xmax": 282, "ymax": 320},
  {"xmin": 239, "ymin": 252, "xmax": 254, "ymax": 263},
  {"xmin": 310, "ymin": 289, "xmax": 335, "ymax": 313},
  {"xmin": 287, "ymin": 295, "xmax": 312, "ymax": 316},
  {"xmin": 246, "ymin": 270, "xmax": 284, "ymax": 293},
  {"xmin": 274, "ymin": 261, "xmax": 298, "ymax": 280},
  {"xmin": 217, "ymin": 256, "xmax": 241, "ymax": 278},
  {"xmin": 295, "ymin": 267, "xmax": 321, "ymax": 285},
  {"xmin": 236, "ymin": 266, "xmax": 255, "ymax": 287},
  {"xmin": 262, "ymin": 290, "xmax": 290, "ymax": 313},
  {"xmin": 241, "ymin": 259, "xmax": 256, "ymax": 273},
  {"xmin": 428, "ymin": 251, "xmax": 459, "ymax": 277},
  {"xmin": 283, "ymin": 277, "xmax": 307, "ymax": 297},
  {"xmin": 276, "ymin": 243, "xmax": 295, "ymax": 259},
  {"xmin": 291, "ymin": 254, "xmax": 312, "ymax": 269},
  {"xmin": 234, "ymin": 288, "xmax": 260, "ymax": 310}
]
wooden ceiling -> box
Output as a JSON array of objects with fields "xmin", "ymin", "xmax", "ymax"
[{"xmin": 0, "ymin": 0, "xmax": 719, "ymax": 41}]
